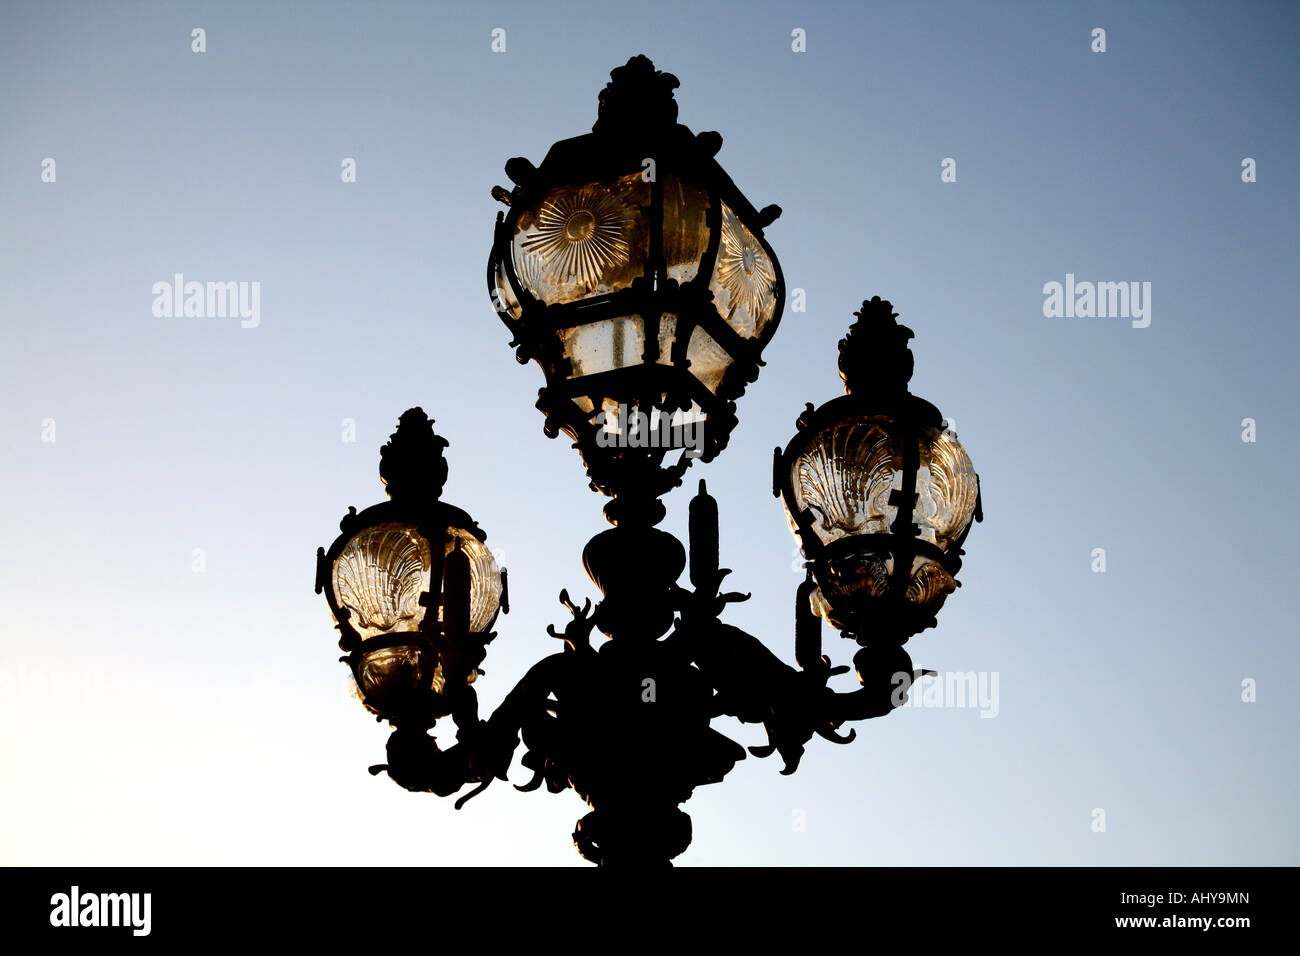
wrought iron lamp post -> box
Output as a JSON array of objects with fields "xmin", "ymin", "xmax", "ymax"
[{"xmin": 315, "ymin": 56, "xmax": 981, "ymax": 866}]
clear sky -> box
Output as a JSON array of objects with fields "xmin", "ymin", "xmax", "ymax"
[{"xmin": 1, "ymin": 0, "xmax": 1296, "ymax": 866}]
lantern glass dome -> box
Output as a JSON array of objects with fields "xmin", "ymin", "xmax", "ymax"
[{"xmin": 786, "ymin": 416, "xmax": 978, "ymax": 554}]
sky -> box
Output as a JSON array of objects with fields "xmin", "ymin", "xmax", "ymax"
[{"xmin": 0, "ymin": 0, "xmax": 1296, "ymax": 866}]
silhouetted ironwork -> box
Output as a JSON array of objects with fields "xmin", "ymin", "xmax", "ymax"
[{"xmin": 316, "ymin": 60, "xmax": 982, "ymax": 867}]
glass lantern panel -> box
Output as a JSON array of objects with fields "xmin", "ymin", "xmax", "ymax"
[
  {"xmin": 492, "ymin": 256, "xmax": 523, "ymax": 321},
  {"xmin": 560, "ymin": 316, "xmax": 646, "ymax": 378},
  {"xmin": 905, "ymin": 556, "xmax": 958, "ymax": 608},
  {"xmin": 676, "ymin": 400, "xmax": 707, "ymax": 426},
  {"xmin": 656, "ymin": 313, "xmax": 678, "ymax": 365},
  {"xmin": 662, "ymin": 175, "xmax": 711, "ymax": 285},
  {"xmin": 787, "ymin": 417, "xmax": 901, "ymax": 546},
  {"xmin": 356, "ymin": 644, "xmax": 433, "ymax": 701},
  {"xmin": 914, "ymin": 429, "xmax": 979, "ymax": 552},
  {"xmin": 674, "ymin": 401, "xmax": 708, "ymax": 457},
  {"xmin": 709, "ymin": 203, "xmax": 777, "ymax": 340},
  {"xmin": 788, "ymin": 418, "xmax": 979, "ymax": 553},
  {"xmin": 332, "ymin": 523, "xmax": 431, "ymax": 640},
  {"xmin": 598, "ymin": 397, "xmax": 623, "ymax": 437},
  {"xmin": 511, "ymin": 173, "xmax": 649, "ymax": 305},
  {"xmin": 685, "ymin": 324, "xmax": 732, "ymax": 394},
  {"xmin": 437, "ymin": 529, "xmax": 503, "ymax": 634}
]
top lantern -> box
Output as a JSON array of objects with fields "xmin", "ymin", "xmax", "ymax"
[{"xmin": 488, "ymin": 55, "xmax": 784, "ymax": 508}]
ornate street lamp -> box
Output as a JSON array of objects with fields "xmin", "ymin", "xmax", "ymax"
[
  {"xmin": 774, "ymin": 297, "xmax": 982, "ymax": 699},
  {"xmin": 316, "ymin": 58, "xmax": 983, "ymax": 866}
]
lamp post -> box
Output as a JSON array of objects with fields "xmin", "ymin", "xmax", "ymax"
[{"xmin": 316, "ymin": 57, "xmax": 981, "ymax": 866}]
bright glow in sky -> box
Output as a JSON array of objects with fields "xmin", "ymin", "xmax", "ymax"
[{"xmin": 1, "ymin": 1, "xmax": 1296, "ymax": 866}]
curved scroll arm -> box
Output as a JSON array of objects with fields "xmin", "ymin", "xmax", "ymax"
[
  {"xmin": 679, "ymin": 613, "xmax": 935, "ymax": 775},
  {"xmin": 545, "ymin": 588, "xmax": 596, "ymax": 652}
]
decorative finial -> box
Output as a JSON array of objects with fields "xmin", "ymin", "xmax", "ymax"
[
  {"xmin": 379, "ymin": 407, "xmax": 450, "ymax": 502},
  {"xmin": 594, "ymin": 55, "xmax": 680, "ymax": 135},
  {"xmin": 838, "ymin": 296, "xmax": 915, "ymax": 397}
]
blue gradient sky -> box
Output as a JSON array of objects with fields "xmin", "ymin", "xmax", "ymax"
[{"xmin": 1, "ymin": 0, "xmax": 1296, "ymax": 865}]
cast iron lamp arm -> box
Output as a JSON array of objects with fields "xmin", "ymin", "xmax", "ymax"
[
  {"xmin": 369, "ymin": 647, "xmax": 577, "ymax": 805},
  {"xmin": 669, "ymin": 479, "xmax": 928, "ymax": 775}
]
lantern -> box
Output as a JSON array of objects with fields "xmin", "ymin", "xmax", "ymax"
[
  {"xmin": 488, "ymin": 55, "xmax": 784, "ymax": 510},
  {"xmin": 775, "ymin": 298, "xmax": 981, "ymax": 644},
  {"xmin": 316, "ymin": 409, "xmax": 506, "ymax": 727}
]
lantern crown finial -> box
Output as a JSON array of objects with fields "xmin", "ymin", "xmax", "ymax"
[
  {"xmin": 379, "ymin": 407, "xmax": 450, "ymax": 502},
  {"xmin": 839, "ymin": 296, "xmax": 915, "ymax": 397},
  {"xmin": 594, "ymin": 55, "xmax": 680, "ymax": 135}
]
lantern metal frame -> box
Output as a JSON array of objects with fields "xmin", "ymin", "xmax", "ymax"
[
  {"xmin": 487, "ymin": 54, "xmax": 785, "ymax": 507},
  {"xmin": 773, "ymin": 297, "xmax": 983, "ymax": 645}
]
